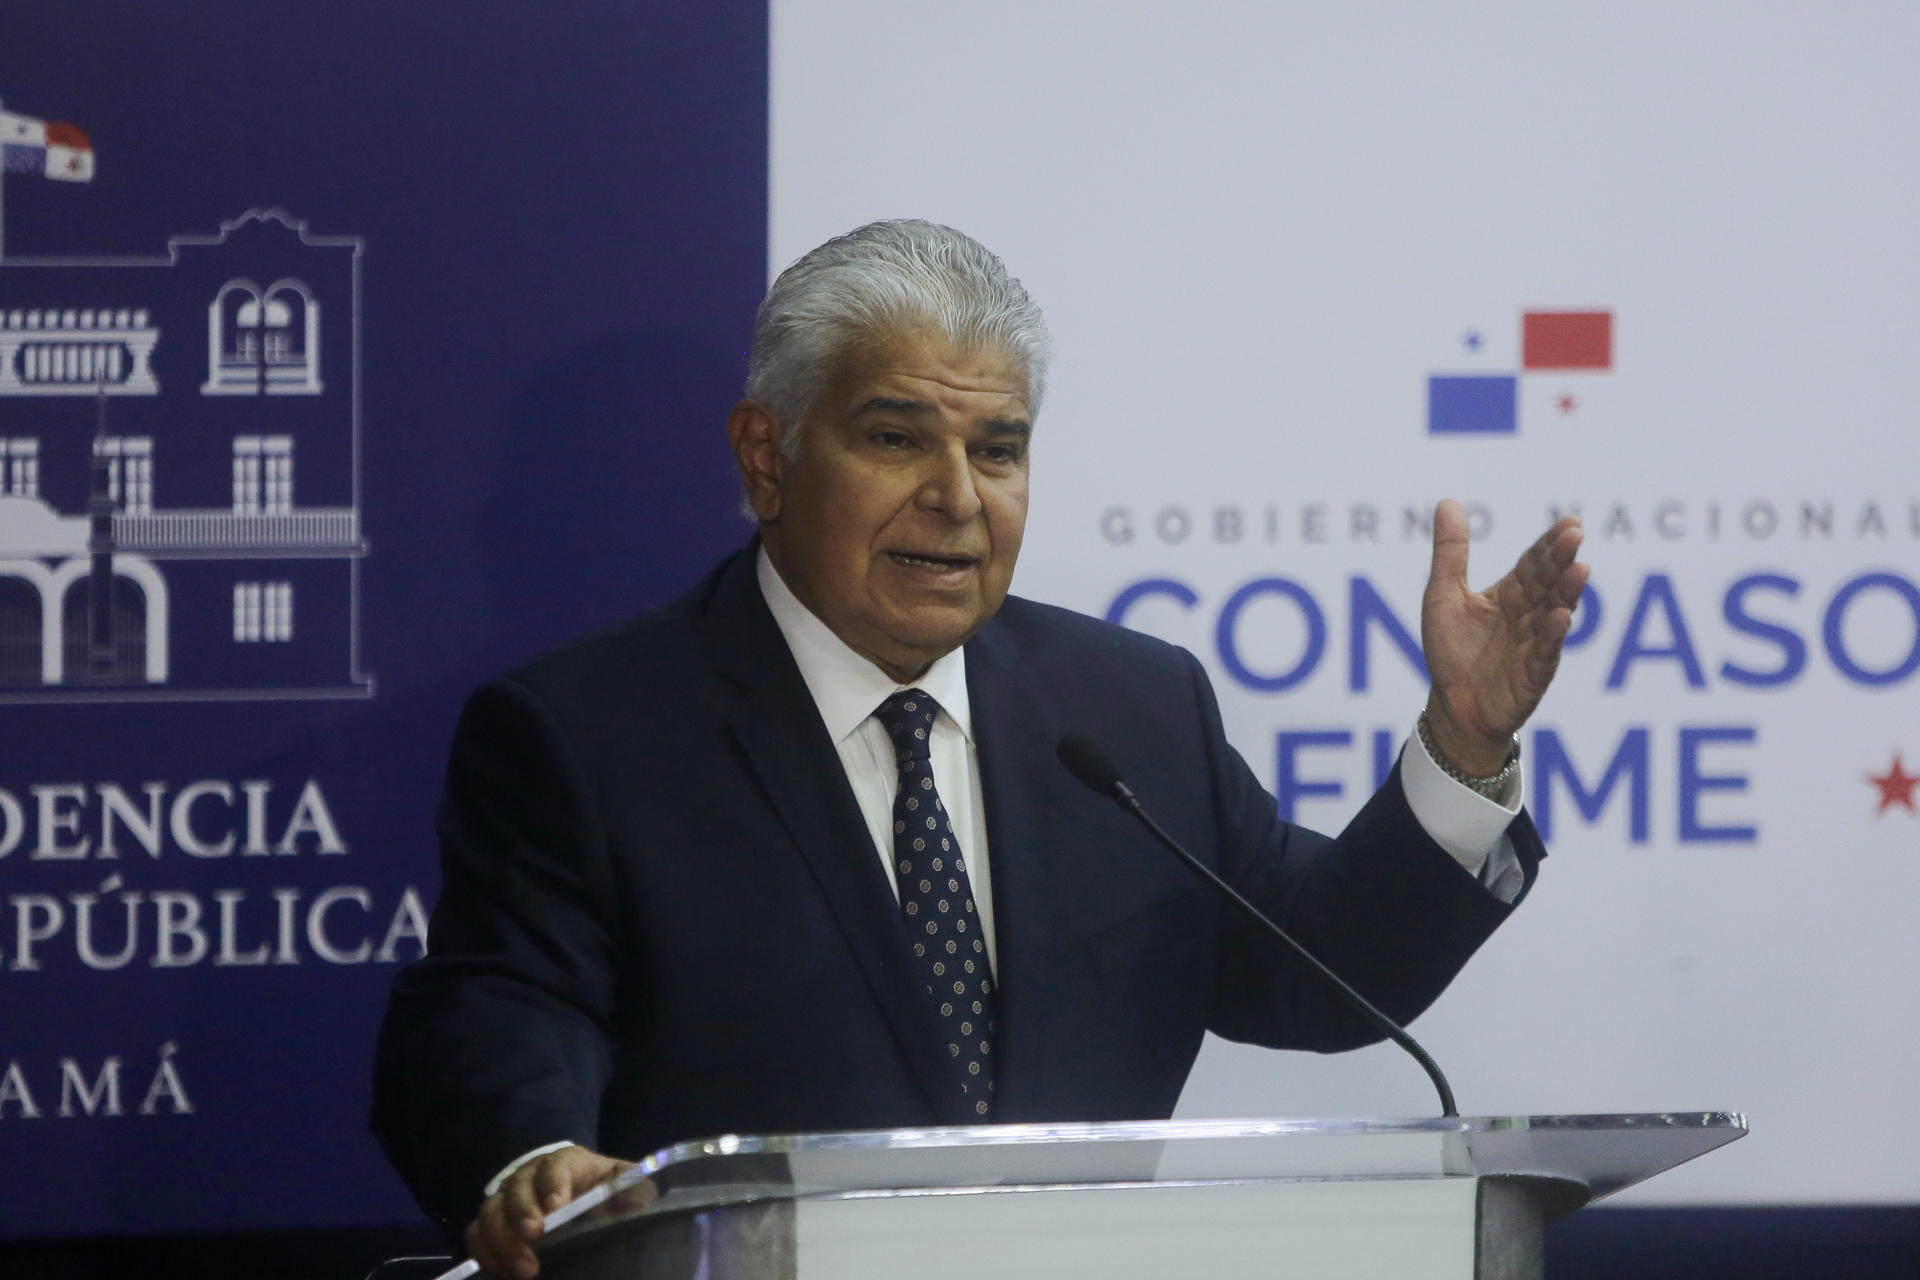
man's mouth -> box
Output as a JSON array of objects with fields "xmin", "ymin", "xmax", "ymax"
[{"xmin": 888, "ymin": 551, "xmax": 978, "ymax": 571}]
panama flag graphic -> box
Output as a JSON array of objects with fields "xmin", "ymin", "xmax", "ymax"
[
  {"xmin": 1427, "ymin": 309, "xmax": 1611, "ymax": 434},
  {"xmin": 0, "ymin": 107, "xmax": 96, "ymax": 181}
]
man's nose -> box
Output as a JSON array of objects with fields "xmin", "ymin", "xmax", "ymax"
[{"xmin": 918, "ymin": 443, "xmax": 983, "ymax": 520}]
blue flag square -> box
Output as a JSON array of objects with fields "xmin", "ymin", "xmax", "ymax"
[
  {"xmin": 2, "ymin": 142, "xmax": 47, "ymax": 174},
  {"xmin": 1428, "ymin": 374, "xmax": 1518, "ymax": 434}
]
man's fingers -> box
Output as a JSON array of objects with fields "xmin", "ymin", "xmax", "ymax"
[
  {"xmin": 1555, "ymin": 559, "xmax": 1591, "ymax": 609},
  {"xmin": 535, "ymin": 1146, "xmax": 629, "ymax": 1213},
  {"xmin": 1544, "ymin": 512, "xmax": 1582, "ymax": 550},
  {"xmin": 533, "ymin": 1157, "xmax": 574, "ymax": 1214},
  {"xmin": 1511, "ymin": 517, "xmax": 1577, "ymax": 599},
  {"xmin": 1542, "ymin": 520, "xmax": 1585, "ymax": 588},
  {"xmin": 1537, "ymin": 606, "xmax": 1574, "ymax": 654},
  {"xmin": 480, "ymin": 1164, "xmax": 556, "ymax": 1278},
  {"xmin": 1506, "ymin": 520, "xmax": 1585, "ymax": 618},
  {"xmin": 469, "ymin": 1194, "xmax": 539, "ymax": 1280},
  {"xmin": 465, "ymin": 1219, "xmax": 511, "ymax": 1279},
  {"xmin": 464, "ymin": 1219, "xmax": 488, "ymax": 1272},
  {"xmin": 500, "ymin": 1167, "xmax": 546, "ymax": 1235},
  {"xmin": 1527, "ymin": 541, "xmax": 1586, "ymax": 616}
]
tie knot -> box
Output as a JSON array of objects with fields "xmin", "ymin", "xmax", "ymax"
[{"xmin": 876, "ymin": 689, "xmax": 940, "ymax": 763}]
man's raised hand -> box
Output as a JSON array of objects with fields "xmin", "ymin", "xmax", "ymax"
[{"xmin": 1420, "ymin": 499, "xmax": 1588, "ymax": 775}]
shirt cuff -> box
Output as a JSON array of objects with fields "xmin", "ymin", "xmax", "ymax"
[
  {"xmin": 484, "ymin": 1141, "xmax": 576, "ymax": 1198},
  {"xmin": 1399, "ymin": 718, "xmax": 1524, "ymax": 893}
]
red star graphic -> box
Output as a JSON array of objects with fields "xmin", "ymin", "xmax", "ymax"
[
  {"xmin": 1557, "ymin": 393, "xmax": 1578, "ymax": 414},
  {"xmin": 1867, "ymin": 751, "xmax": 1919, "ymax": 816}
]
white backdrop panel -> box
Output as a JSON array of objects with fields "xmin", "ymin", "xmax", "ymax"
[{"xmin": 772, "ymin": 0, "xmax": 1920, "ymax": 1204}]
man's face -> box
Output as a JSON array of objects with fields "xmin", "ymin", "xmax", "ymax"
[{"xmin": 748, "ymin": 328, "xmax": 1032, "ymax": 681}]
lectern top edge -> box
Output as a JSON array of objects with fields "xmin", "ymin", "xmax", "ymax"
[
  {"xmin": 528, "ymin": 1111, "xmax": 1746, "ymax": 1243},
  {"xmin": 626, "ymin": 1111, "xmax": 1747, "ymax": 1174}
]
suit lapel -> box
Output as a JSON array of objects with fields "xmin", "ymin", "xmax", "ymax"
[
  {"xmin": 701, "ymin": 548, "xmax": 961, "ymax": 1122},
  {"xmin": 965, "ymin": 615, "xmax": 1089, "ymax": 1119}
]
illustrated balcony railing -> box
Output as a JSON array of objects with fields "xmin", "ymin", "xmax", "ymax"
[{"xmin": 113, "ymin": 507, "xmax": 361, "ymax": 551}]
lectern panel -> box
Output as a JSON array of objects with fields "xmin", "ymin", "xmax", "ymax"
[{"xmin": 793, "ymin": 1180, "xmax": 1480, "ymax": 1280}]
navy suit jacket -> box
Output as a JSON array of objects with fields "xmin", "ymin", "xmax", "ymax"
[{"xmin": 372, "ymin": 546, "xmax": 1544, "ymax": 1228}]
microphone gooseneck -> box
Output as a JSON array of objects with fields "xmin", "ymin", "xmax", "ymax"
[{"xmin": 1055, "ymin": 732, "xmax": 1459, "ymax": 1118}]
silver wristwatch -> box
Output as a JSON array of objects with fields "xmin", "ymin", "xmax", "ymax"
[{"xmin": 1417, "ymin": 710, "xmax": 1521, "ymax": 798}]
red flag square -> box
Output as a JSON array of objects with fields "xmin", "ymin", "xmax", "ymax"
[
  {"xmin": 1522, "ymin": 311, "xmax": 1611, "ymax": 370},
  {"xmin": 45, "ymin": 120, "xmax": 91, "ymax": 150}
]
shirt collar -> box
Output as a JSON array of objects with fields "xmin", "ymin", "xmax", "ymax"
[{"xmin": 757, "ymin": 545, "xmax": 974, "ymax": 746}]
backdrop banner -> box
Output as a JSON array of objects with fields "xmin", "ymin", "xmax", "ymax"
[
  {"xmin": 0, "ymin": 1, "xmax": 766, "ymax": 1237},
  {"xmin": 769, "ymin": 0, "xmax": 1919, "ymax": 1208}
]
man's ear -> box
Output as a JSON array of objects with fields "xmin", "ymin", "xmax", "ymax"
[{"xmin": 727, "ymin": 400, "xmax": 786, "ymax": 522}]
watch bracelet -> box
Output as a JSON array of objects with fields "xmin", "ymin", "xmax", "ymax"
[{"xmin": 1416, "ymin": 709, "xmax": 1521, "ymax": 797}]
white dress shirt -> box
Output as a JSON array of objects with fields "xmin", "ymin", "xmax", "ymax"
[
  {"xmin": 756, "ymin": 549, "xmax": 1003, "ymax": 969},
  {"xmin": 484, "ymin": 550, "xmax": 1526, "ymax": 1196}
]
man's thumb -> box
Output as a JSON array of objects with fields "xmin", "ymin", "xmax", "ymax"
[{"xmin": 1428, "ymin": 499, "xmax": 1471, "ymax": 587}]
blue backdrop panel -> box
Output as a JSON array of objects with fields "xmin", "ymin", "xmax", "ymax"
[{"xmin": 0, "ymin": 1, "xmax": 766, "ymax": 1237}]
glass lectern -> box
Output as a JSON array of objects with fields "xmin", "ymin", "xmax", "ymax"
[{"xmin": 484, "ymin": 1113, "xmax": 1745, "ymax": 1280}]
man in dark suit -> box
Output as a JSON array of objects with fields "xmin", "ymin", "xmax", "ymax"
[{"xmin": 372, "ymin": 221, "xmax": 1587, "ymax": 1279}]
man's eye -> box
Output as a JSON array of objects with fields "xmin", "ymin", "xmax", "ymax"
[
  {"xmin": 979, "ymin": 444, "xmax": 1021, "ymax": 464},
  {"xmin": 873, "ymin": 430, "xmax": 911, "ymax": 448}
]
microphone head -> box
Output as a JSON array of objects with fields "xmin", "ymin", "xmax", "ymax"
[{"xmin": 1057, "ymin": 732, "xmax": 1125, "ymax": 797}]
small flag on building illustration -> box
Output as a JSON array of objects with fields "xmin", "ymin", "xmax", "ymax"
[{"xmin": 1, "ymin": 108, "xmax": 95, "ymax": 182}]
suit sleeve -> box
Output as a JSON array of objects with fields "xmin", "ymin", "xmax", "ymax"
[
  {"xmin": 1180, "ymin": 649, "xmax": 1547, "ymax": 1052},
  {"xmin": 371, "ymin": 679, "xmax": 623, "ymax": 1230}
]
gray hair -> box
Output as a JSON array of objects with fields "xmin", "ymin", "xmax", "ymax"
[{"xmin": 745, "ymin": 220, "xmax": 1051, "ymax": 451}]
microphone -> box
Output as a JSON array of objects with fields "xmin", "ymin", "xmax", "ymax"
[{"xmin": 1055, "ymin": 732, "xmax": 1459, "ymax": 1118}]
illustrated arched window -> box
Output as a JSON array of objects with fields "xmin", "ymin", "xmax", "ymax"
[
  {"xmin": 204, "ymin": 280, "xmax": 264, "ymax": 394},
  {"xmin": 262, "ymin": 280, "xmax": 320, "ymax": 392},
  {"xmin": 0, "ymin": 574, "xmax": 43, "ymax": 686},
  {"xmin": 235, "ymin": 296, "xmax": 291, "ymax": 363},
  {"xmin": 61, "ymin": 574, "xmax": 148, "ymax": 684},
  {"xmin": 203, "ymin": 277, "xmax": 322, "ymax": 395}
]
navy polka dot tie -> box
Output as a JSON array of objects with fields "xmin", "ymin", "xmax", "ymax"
[{"xmin": 876, "ymin": 689, "xmax": 997, "ymax": 1119}]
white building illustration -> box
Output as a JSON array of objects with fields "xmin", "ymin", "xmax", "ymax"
[{"xmin": 0, "ymin": 209, "xmax": 371, "ymax": 701}]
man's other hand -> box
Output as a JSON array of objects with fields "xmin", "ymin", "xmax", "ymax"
[
  {"xmin": 1421, "ymin": 499, "xmax": 1588, "ymax": 773},
  {"xmin": 465, "ymin": 1146, "xmax": 636, "ymax": 1279}
]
